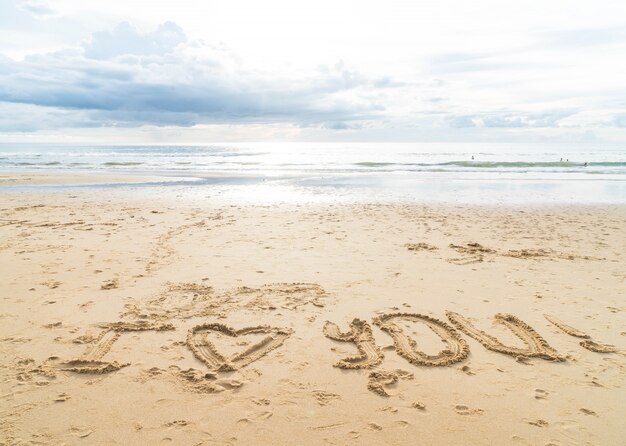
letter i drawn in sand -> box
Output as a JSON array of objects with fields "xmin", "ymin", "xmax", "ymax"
[{"xmin": 59, "ymin": 321, "xmax": 175, "ymax": 374}]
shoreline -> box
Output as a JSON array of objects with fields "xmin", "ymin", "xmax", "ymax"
[
  {"xmin": 0, "ymin": 171, "xmax": 189, "ymax": 186},
  {"xmin": 1, "ymin": 171, "xmax": 625, "ymax": 207}
]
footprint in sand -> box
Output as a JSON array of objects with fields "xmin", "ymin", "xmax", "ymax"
[
  {"xmin": 100, "ymin": 279, "xmax": 119, "ymax": 290},
  {"xmin": 145, "ymin": 366, "xmax": 243, "ymax": 394},
  {"xmin": 454, "ymin": 404, "xmax": 484, "ymax": 415},
  {"xmin": 405, "ymin": 242, "xmax": 438, "ymax": 251},
  {"xmin": 366, "ymin": 369, "xmax": 414, "ymax": 397},
  {"xmin": 69, "ymin": 426, "xmax": 93, "ymax": 438},
  {"xmin": 447, "ymin": 242, "xmax": 495, "ymax": 264},
  {"xmin": 460, "ymin": 365, "xmax": 475, "ymax": 375},
  {"xmin": 54, "ymin": 393, "xmax": 71, "ymax": 402},
  {"xmin": 312, "ymin": 390, "xmax": 341, "ymax": 406},
  {"xmin": 164, "ymin": 420, "xmax": 190, "ymax": 427},
  {"xmin": 78, "ymin": 301, "xmax": 94, "ymax": 312},
  {"xmin": 237, "ymin": 411, "xmax": 273, "ymax": 424}
]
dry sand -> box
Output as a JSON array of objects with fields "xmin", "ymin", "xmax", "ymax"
[{"xmin": 1, "ymin": 173, "xmax": 625, "ymax": 445}]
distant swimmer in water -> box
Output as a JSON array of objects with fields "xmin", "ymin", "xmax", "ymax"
[
  {"xmin": 560, "ymin": 158, "xmax": 563, "ymax": 162},
  {"xmin": 471, "ymin": 156, "xmax": 474, "ymax": 160},
  {"xmin": 584, "ymin": 162, "xmax": 588, "ymax": 167}
]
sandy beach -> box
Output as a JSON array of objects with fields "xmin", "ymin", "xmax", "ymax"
[{"xmin": 1, "ymin": 173, "xmax": 625, "ymax": 445}]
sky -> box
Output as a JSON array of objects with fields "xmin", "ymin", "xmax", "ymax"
[{"xmin": 1, "ymin": 0, "xmax": 625, "ymax": 143}]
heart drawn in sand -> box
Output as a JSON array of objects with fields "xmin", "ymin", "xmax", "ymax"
[{"xmin": 186, "ymin": 323, "xmax": 293, "ymax": 372}]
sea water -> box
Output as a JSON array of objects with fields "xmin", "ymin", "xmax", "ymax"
[{"xmin": 1, "ymin": 142, "xmax": 625, "ymax": 204}]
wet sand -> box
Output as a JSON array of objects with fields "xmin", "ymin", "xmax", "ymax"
[
  {"xmin": 1, "ymin": 174, "xmax": 625, "ymax": 445},
  {"xmin": 0, "ymin": 172, "xmax": 168, "ymax": 186}
]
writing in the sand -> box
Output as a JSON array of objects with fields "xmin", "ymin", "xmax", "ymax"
[{"xmin": 54, "ymin": 311, "xmax": 620, "ymax": 379}]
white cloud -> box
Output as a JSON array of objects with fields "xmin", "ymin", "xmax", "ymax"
[
  {"xmin": 16, "ymin": 0, "xmax": 55, "ymax": 16},
  {"xmin": 84, "ymin": 21, "xmax": 186, "ymax": 59},
  {"xmin": 0, "ymin": 0, "xmax": 625, "ymax": 141},
  {"xmin": 0, "ymin": 22, "xmax": 398, "ymax": 130}
]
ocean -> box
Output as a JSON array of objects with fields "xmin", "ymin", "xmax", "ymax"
[{"xmin": 1, "ymin": 142, "xmax": 625, "ymax": 204}]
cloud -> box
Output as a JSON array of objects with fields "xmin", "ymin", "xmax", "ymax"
[
  {"xmin": 84, "ymin": 21, "xmax": 186, "ymax": 59},
  {"xmin": 1, "ymin": 16, "xmax": 625, "ymax": 141},
  {"xmin": 427, "ymin": 52, "xmax": 522, "ymax": 74},
  {"xmin": 318, "ymin": 121, "xmax": 363, "ymax": 130},
  {"xmin": 542, "ymin": 26, "xmax": 626, "ymax": 48},
  {"xmin": 0, "ymin": 102, "xmax": 93, "ymax": 131},
  {"xmin": 614, "ymin": 114, "xmax": 626, "ymax": 128},
  {"xmin": 447, "ymin": 115, "xmax": 476, "ymax": 128},
  {"xmin": 15, "ymin": 0, "xmax": 54, "ymax": 17},
  {"xmin": 481, "ymin": 111, "xmax": 575, "ymax": 128},
  {"xmin": 0, "ymin": 22, "xmax": 397, "ymax": 130}
]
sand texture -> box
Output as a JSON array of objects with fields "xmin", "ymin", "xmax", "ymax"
[
  {"xmin": 373, "ymin": 313, "xmax": 470, "ymax": 366},
  {"xmin": 1, "ymin": 179, "xmax": 625, "ymax": 445},
  {"xmin": 323, "ymin": 319, "xmax": 383, "ymax": 369}
]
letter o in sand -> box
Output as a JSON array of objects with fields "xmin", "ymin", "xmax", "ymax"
[{"xmin": 373, "ymin": 313, "xmax": 469, "ymax": 367}]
